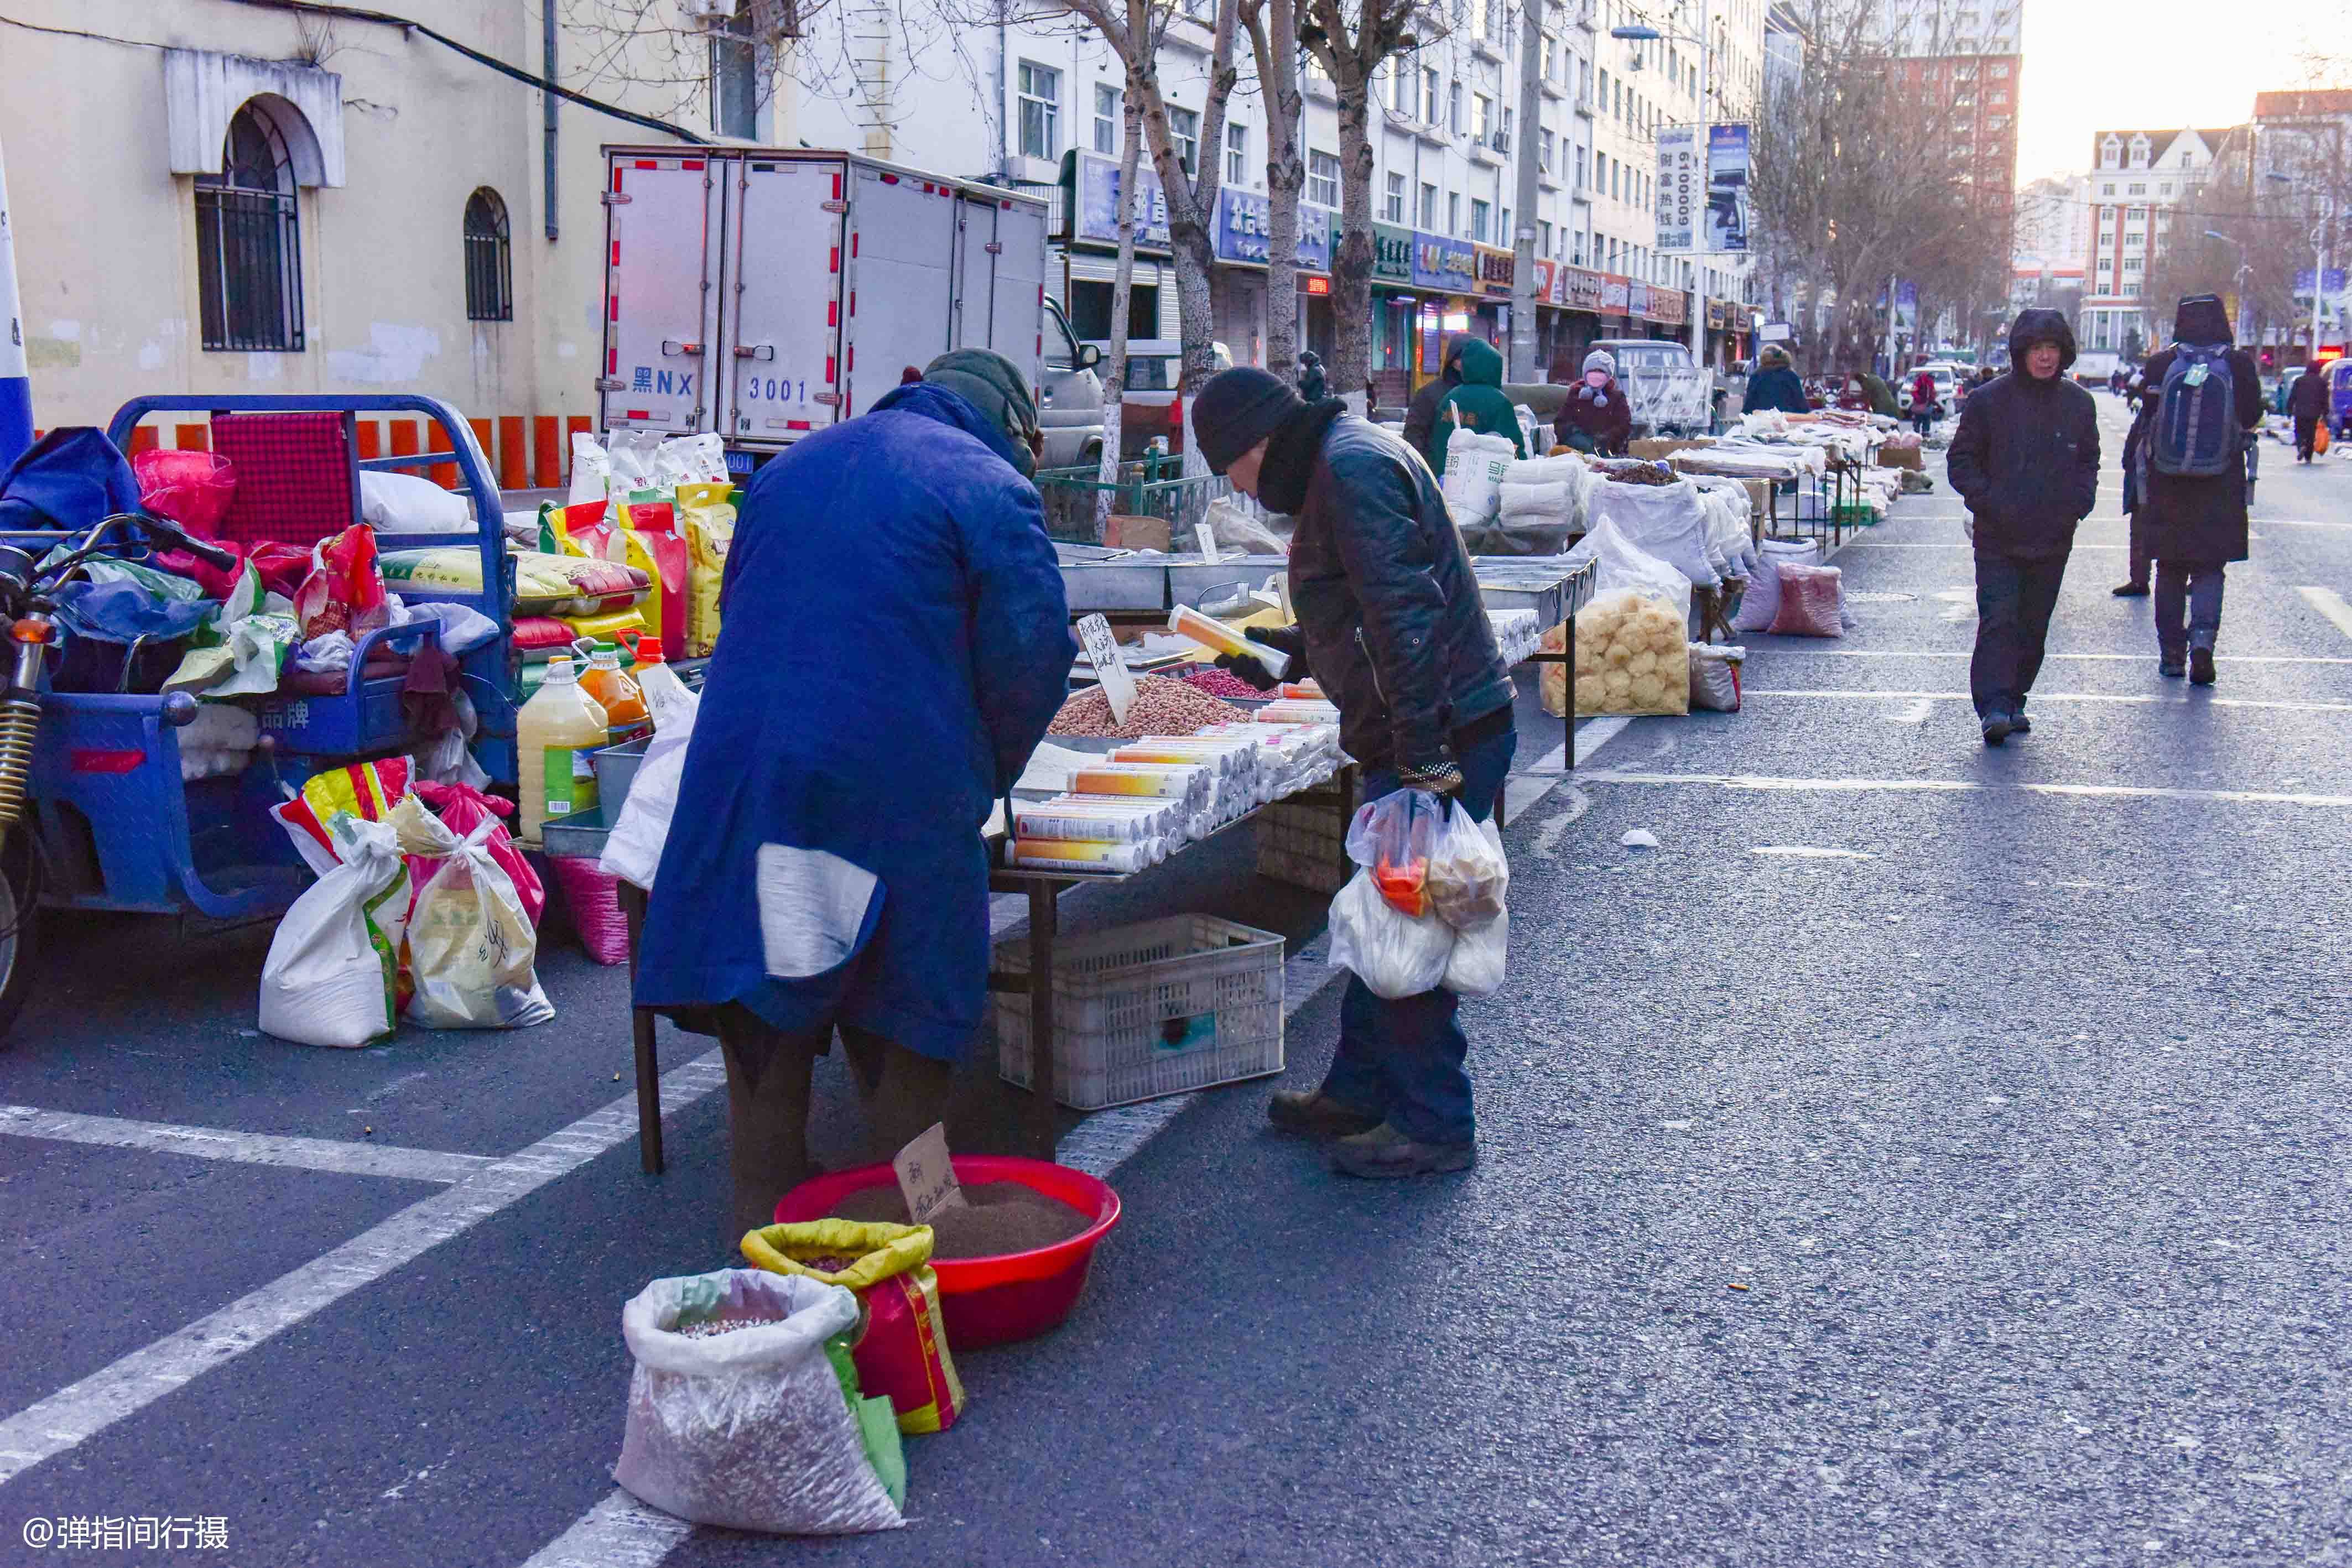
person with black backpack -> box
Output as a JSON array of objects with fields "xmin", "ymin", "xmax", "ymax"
[
  {"xmin": 2131, "ymin": 295, "xmax": 2261, "ymax": 685},
  {"xmin": 1946, "ymin": 309, "xmax": 2101, "ymax": 746}
]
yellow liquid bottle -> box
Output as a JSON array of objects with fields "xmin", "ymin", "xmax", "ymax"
[{"xmin": 518, "ymin": 656, "xmax": 611, "ymax": 845}]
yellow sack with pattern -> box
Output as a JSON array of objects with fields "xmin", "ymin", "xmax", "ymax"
[
  {"xmin": 678, "ymin": 481, "xmax": 736, "ymax": 658},
  {"xmin": 742, "ymin": 1220, "xmax": 964, "ymax": 1436}
]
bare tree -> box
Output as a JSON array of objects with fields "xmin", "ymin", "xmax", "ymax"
[
  {"xmin": 558, "ymin": 0, "xmax": 816, "ymax": 128},
  {"xmin": 1096, "ymin": 91, "xmax": 1146, "ymax": 521},
  {"xmin": 1243, "ymin": 0, "xmax": 1308, "ymax": 386}
]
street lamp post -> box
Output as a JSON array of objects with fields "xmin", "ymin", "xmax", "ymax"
[{"xmin": 1611, "ymin": 7, "xmax": 1711, "ymax": 368}]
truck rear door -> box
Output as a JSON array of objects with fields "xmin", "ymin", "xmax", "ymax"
[
  {"xmin": 839, "ymin": 164, "xmax": 958, "ymax": 419},
  {"xmin": 601, "ymin": 153, "xmax": 722, "ymax": 436},
  {"xmin": 982, "ymin": 194, "xmax": 1049, "ymax": 384},
  {"xmin": 720, "ymin": 155, "xmax": 847, "ymax": 445}
]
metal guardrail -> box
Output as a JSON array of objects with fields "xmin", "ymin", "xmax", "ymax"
[{"xmin": 1034, "ymin": 453, "xmax": 1236, "ymax": 543}]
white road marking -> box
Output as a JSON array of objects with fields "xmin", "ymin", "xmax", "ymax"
[
  {"xmin": 2267, "ymin": 518, "xmax": 2352, "ymax": 530},
  {"xmin": 1771, "ymin": 649, "xmax": 2352, "ymax": 665},
  {"xmin": 0, "ymin": 1106, "xmax": 492, "ymax": 1185},
  {"xmin": 1742, "ymin": 688, "xmax": 2352, "ymax": 715},
  {"xmin": 2295, "ymin": 587, "xmax": 2352, "ymax": 644},
  {"xmin": 1583, "ymin": 770, "xmax": 2352, "ymax": 810},
  {"xmin": 1530, "ymin": 786, "xmax": 1593, "ymax": 860},
  {"xmin": 1842, "ymin": 541, "xmax": 2126, "ymax": 550},
  {"xmin": 0, "ymin": 1051, "xmax": 731, "ymax": 1488},
  {"xmin": 1751, "ymin": 846, "xmax": 1876, "ymax": 859},
  {"xmin": 519, "ymin": 1491, "xmax": 693, "ymax": 1568}
]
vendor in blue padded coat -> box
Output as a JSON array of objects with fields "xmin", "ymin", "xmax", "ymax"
[{"xmin": 636, "ymin": 350, "xmax": 1075, "ymax": 1241}]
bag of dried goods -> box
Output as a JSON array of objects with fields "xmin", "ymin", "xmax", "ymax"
[
  {"xmin": 402, "ymin": 817, "xmax": 555, "ymax": 1029},
  {"xmin": 1440, "ymin": 429, "xmax": 1516, "ymax": 524},
  {"xmin": 1768, "ymin": 562, "xmax": 1845, "ymax": 638},
  {"xmin": 1425, "ymin": 803, "xmax": 1507, "ymax": 931},
  {"xmin": 1345, "ymin": 789, "xmax": 1444, "ymax": 918},
  {"xmin": 1585, "ymin": 474, "xmax": 1721, "ymax": 588},
  {"xmin": 1549, "ymin": 590, "xmax": 1692, "ymax": 717},
  {"xmin": 615, "ymin": 1270, "xmax": 906, "ymax": 1534},
  {"xmin": 257, "ymin": 815, "xmax": 410, "ymax": 1049},
  {"xmin": 741, "ymin": 1220, "xmax": 966, "ymax": 1436},
  {"xmin": 1328, "ymin": 866, "xmax": 1455, "ymax": 1000},
  {"xmin": 1689, "ymin": 643, "xmax": 1745, "ymax": 711},
  {"xmin": 291, "ymin": 524, "xmax": 392, "ymax": 642},
  {"xmin": 677, "ymin": 481, "xmax": 736, "ymax": 657}
]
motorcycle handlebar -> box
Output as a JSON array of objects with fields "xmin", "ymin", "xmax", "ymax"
[{"xmin": 129, "ymin": 511, "xmax": 237, "ymax": 570}]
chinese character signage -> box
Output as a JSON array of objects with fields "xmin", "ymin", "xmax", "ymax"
[
  {"xmin": 1647, "ymin": 286, "xmax": 1686, "ymax": 326},
  {"xmin": 1531, "ymin": 259, "xmax": 1555, "ymax": 305},
  {"xmin": 1072, "ymin": 153, "xmax": 1170, "ymax": 249},
  {"xmin": 1474, "ymin": 245, "xmax": 1514, "ymax": 297},
  {"xmin": 1562, "ymin": 267, "xmax": 1606, "ymax": 311},
  {"xmin": 1657, "ymin": 126, "xmax": 1698, "ymax": 253},
  {"xmin": 1705, "ymin": 124, "xmax": 1751, "ymax": 254},
  {"xmin": 1213, "ymin": 187, "xmax": 1335, "ymax": 271},
  {"xmin": 1599, "ymin": 274, "xmax": 1630, "ymax": 315},
  {"xmin": 1411, "ymin": 234, "xmax": 1476, "ymax": 293},
  {"xmin": 1371, "ymin": 223, "xmax": 1414, "ymax": 283}
]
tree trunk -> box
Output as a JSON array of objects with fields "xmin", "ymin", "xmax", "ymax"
[
  {"xmin": 1249, "ymin": 1, "xmax": 1305, "ymax": 388},
  {"xmin": 1327, "ymin": 60, "xmax": 1376, "ymax": 404},
  {"xmin": 1096, "ymin": 93, "xmax": 1146, "ymax": 530}
]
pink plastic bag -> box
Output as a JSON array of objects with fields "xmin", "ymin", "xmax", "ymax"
[
  {"xmin": 133, "ymin": 449, "xmax": 237, "ymax": 537},
  {"xmin": 545, "ymin": 853, "xmax": 631, "ymax": 965},
  {"xmin": 414, "ymin": 780, "xmax": 544, "ymax": 924},
  {"xmin": 1768, "ymin": 563, "xmax": 1845, "ymax": 638}
]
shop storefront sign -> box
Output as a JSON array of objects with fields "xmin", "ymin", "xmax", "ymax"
[
  {"xmin": 1531, "ymin": 259, "xmax": 1555, "ymax": 306},
  {"xmin": 1070, "ymin": 152, "xmax": 1171, "ymax": 249},
  {"xmin": 1626, "ymin": 280, "xmax": 1649, "ymax": 319},
  {"xmin": 1706, "ymin": 299, "xmax": 1729, "ymax": 330},
  {"xmin": 1412, "ymin": 233, "xmax": 1475, "ymax": 293},
  {"xmin": 1214, "ymin": 187, "xmax": 1335, "ymax": 271},
  {"xmin": 1598, "ymin": 274, "xmax": 1630, "ymax": 315},
  {"xmin": 1562, "ymin": 266, "xmax": 1606, "ymax": 311},
  {"xmin": 1371, "ymin": 223, "xmax": 1414, "ymax": 284},
  {"xmin": 1648, "ymin": 287, "xmax": 1687, "ymax": 326},
  {"xmin": 1474, "ymin": 245, "xmax": 1514, "ymax": 298}
]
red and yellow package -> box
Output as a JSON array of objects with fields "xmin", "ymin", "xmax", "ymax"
[
  {"xmin": 741, "ymin": 1220, "xmax": 965, "ymax": 1435},
  {"xmin": 270, "ymin": 757, "xmax": 414, "ymax": 873}
]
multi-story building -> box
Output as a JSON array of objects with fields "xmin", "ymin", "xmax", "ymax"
[
  {"xmin": 2079, "ymin": 127, "xmax": 2235, "ymax": 356},
  {"xmin": 2013, "ymin": 174, "xmax": 2091, "ymax": 275},
  {"xmin": 792, "ymin": 0, "xmax": 1767, "ymax": 393},
  {"xmin": 2251, "ymin": 90, "xmax": 2351, "ymax": 363},
  {"xmin": 1888, "ymin": 2, "xmax": 2021, "ymax": 222}
]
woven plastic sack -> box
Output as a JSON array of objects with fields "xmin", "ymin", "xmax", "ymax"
[
  {"xmin": 743, "ymin": 1220, "xmax": 966, "ymax": 1436},
  {"xmin": 1440, "ymin": 429, "xmax": 1516, "ymax": 524},
  {"xmin": 546, "ymin": 853, "xmax": 631, "ymax": 965},
  {"xmin": 1689, "ymin": 643, "xmax": 1745, "ymax": 711},
  {"xmin": 1328, "ymin": 867, "xmax": 1454, "ymax": 1000},
  {"xmin": 1426, "ymin": 804, "xmax": 1507, "ymax": 931},
  {"xmin": 414, "ymin": 780, "xmax": 543, "ymax": 923},
  {"xmin": 257, "ymin": 816, "xmax": 410, "ymax": 1049},
  {"xmin": 1768, "ymin": 562, "xmax": 1844, "ymax": 638},
  {"xmin": 1345, "ymin": 788, "xmax": 1444, "ymax": 918},
  {"xmin": 1564, "ymin": 518, "xmax": 1693, "ymax": 607},
  {"xmin": 615, "ymin": 1270, "xmax": 906, "ymax": 1535},
  {"xmin": 402, "ymin": 817, "xmax": 555, "ymax": 1029},
  {"xmin": 1586, "ymin": 476, "xmax": 1720, "ymax": 588},
  {"xmin": 1733, "ymin": 536, "xmax": 1815, "ymax": 632}
]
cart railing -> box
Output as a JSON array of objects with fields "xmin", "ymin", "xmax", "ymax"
[{"xmin": 1034, "ymin": 452, "xmax": 1235, "ymax": 544}]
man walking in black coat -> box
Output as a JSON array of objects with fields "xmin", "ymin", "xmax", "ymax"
[
  {"xmin": 2288, "ymin": 360, "xmax": 2330, "ymax": 463},
  {"xmin": 1946, "ymin": 309, "xmax": 2101, "ymax": 746}
]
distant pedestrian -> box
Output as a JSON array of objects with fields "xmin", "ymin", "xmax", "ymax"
[
  {"xmin": 1945, "ymin": 309, "xmax": 2100, "ymax": 745},
  {"xmin": 1909, "ymin": 368, "xmax": 1939, "ymax": 436},
  {"xmin": 1298, "ymin": 349, "xmax": 1327, "ymax": 403},
  {"xmin": 1858, "ymin": 369, "xmax": 1901, "ymax": 417},
  {"xmin": 1426, "ymin": 338, "xmax": 1527, "ymax": 477},
  {"xmin": 2114, "ymin": 405, "xmax": 2152, "ymax": 597},
  {"xmin": 1401, "ymin": 336, "xmax": 1471, "ymax": 457},
  {"xmin": 1741, "ymin": 342, "xmax": 1810, "ymax": 415},
  {"xmin": 2288, "ymin": 360, "xmax": 2329, "ymax": 462},
  {"xmin": 2132, "ymin": 294, "xmax": 2261, "ymax": 685},
  {"xmin": 1553, "ymin": 348, "xmax": 1632, "ymax": 456}
]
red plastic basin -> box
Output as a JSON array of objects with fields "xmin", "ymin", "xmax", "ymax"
[{"xmin": 772, "ymin": 1155, "xmax": 1121, "ymax": 1351}]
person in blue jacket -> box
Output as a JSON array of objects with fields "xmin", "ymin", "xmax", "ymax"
[
  {"xmin": 1740, "ymin": 342, "xmax": 1813, "ymax": 415},
  {"xmin": 636, "ymin": 349, "xmax": 1076, "ymax": 1240}
]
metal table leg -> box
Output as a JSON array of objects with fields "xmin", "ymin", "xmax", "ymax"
[
  {"xmin": 1027, "ymin": 880, "xmax": 1059, "ymax": 1160},
  {"xmin": 1565, "ymin": 610, "xmax": 1578, "ymax": 771},
  {"xmin": 619, "ymin": 880, "xmax": 663, "ymax": 1175}
]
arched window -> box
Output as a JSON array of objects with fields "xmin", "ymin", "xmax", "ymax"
[
  {"xmin": 195, "ymin": 103, "xmax": 304, "ymax": 351},
  {"xmin": 463, "ymin": 189, "xmax": 513, "ymax": 322}
]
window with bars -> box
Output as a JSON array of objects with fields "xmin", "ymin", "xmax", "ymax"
[
  {"xmin": 195, "ymin": 104, "xmax": 304, "ymax": 353},
  {"xmin": 463, "ymin": 188, "xmax": 512, "ymax": 322}
]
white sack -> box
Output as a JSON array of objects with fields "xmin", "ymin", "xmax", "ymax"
[{"xmin": 257, "ymin": 816, "xmax": 410, "ymax": 1048}]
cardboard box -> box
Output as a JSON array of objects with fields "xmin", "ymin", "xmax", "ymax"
[
  {"xmin": 1102, "ymin": 513, "xmax": 1171, "ymax": 553},
  {"xmin": 1880, "ymin": 445, "xmax": 1924, "ymax": 472},
  {"xmin": 1630, "ymin": 437, "xmax": 1718, "ymax": 461}
]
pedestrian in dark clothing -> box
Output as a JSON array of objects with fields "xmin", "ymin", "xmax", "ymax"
[
  {"xmin": 1741, "ymin": 343, "xmax": 1811, "ymax": 415},
  {"xmin": 2288, "ymin": 362, "xmax": 2330, "ymax": 462},
  {"xmin": 2132, "ymin": 294, "xmax": 2261, "ymax": 684},
  {"xmin": 1298, "ymin": 350, "xmax": 1327, "ymax": 403},
  {"xmin": 1945, "ymin": 309, "xmax": 2100, "ymax": 745},
  {"xmin": 2115, "ymin": 409, "xmax": 2152, "ymax": 596},
  {"xmin": 1191, "ymin": 366, "xmax": 1517, "ymax": 1179},
  {"xmin": 1428, "ymin": 338, "xmax": 1527, "ymax": 477},
  {"xmin": 1553, "ymin": 348, "xmax": 1633, "ymax": 455},
  {"xmin": 1401, "ymin": 336, "xmax": 1471, "ymax": 457}
]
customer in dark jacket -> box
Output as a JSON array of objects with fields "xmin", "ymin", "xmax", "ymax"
[
  {"xmin": 1553, "ymin": 348, "xmax": 1633, "ymax": 455},
  {"xmin": 2131, "ymin": 294, "xmax": 2261, "ymax": 684},
  {"xmin": 2288, "ymin": 360, "xmax": 2330, "ymax": 462},
  {"xmin": 1741, "ymin": 343, "xmax": 1812, "ymax": 415},
  {"xmin": 1946, "ymin": 309, "xmax": 2100, "ymax": 744},
  {"xmin": 1190, "ymin": 366, "xmax": 1516, "ymax": 1180},
  {"xmin": 1400, "ymin": 336, "xmax": 1471, "ymax": 458}
]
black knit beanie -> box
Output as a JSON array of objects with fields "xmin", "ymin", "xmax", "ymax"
[{"xmin": 1192, "ymin": 367, "xmax": 1304, "ymax": 475}]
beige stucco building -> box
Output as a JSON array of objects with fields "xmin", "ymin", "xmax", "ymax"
[{"xmin": 2, "ymin": 0, "xmax": 793, "ymax": 452}]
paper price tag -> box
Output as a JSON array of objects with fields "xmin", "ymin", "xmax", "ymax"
[
  {"xmin": 1193, "ymin": 524, "xmax": 1221, "ymax": 564},
  {"xmin": 1076, "ymin": 612, "xmax": 1138, "ymax": 726},
  {"xmin": 893, "ymin": 1122, "xmax": 969, "ymax": 1225}
]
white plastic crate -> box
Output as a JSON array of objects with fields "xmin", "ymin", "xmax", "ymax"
[{"xmin": 995, "ymin": 914, "xmax": 1285, "ymax": 1110}]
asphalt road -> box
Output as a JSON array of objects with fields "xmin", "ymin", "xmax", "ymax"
[{"xmin": 2, "ymin": 394, "xmax": 2349, "ymax": 1566}]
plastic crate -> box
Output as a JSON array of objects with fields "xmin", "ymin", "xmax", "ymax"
[{"xmin": 995, "ymin": 914, "xmax": 1284, "ymax": 1109}]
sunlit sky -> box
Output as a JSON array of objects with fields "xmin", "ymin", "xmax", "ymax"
[{"xmin": 2015, "ymin": 0, "xmax": 2340, "ymax": 184}]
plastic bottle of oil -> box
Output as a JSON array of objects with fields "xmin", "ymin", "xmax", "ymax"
[
  {"xmin": 517, "ymin": 656, "xmax": 611, "ymax": 845},
  {"xmin": 577, "ymin": 647, "xmax": 651, "ymax": 747}
]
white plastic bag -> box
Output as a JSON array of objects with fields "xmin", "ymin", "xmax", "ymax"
[
  {"xmin": 1565, "ymin": 518, "xmax": 1694, "ymax": 607},
  {"xmin": 403, "ymin": 817, "xmax": 555, "ymax": 1029},
  {"xmin": 601, "ymin": 701, "xmax": 698, "ymax": 890},
  {"xmin": 1586, "ymin": 476, "xmax": 1721, "ymax": 588},
  {"xmin": 651, "ymin": 432, "xmax": 730, "ymax": 488},
  {"xmin": 360, "ymin": 469, "xmax": 471, "ymax": 534},
  {"xmin": 568, "ymin": 431, "xmax": 612, "ymax": 508},
  {"xmin": 615, "ymin": 1270, "xmax": 905, "ymax": 1535},
  {"xmin": 1440, "ymin": 429, "xmax": 1516, "ymax": 524},
  {"xmin": 1689, "ymin": 642, "xmax": 1745, "ymax": 711},
  {"xmin": 1201, "ymin": 494, "xmax": 1292, "ymax": 555},
  {"xmin": 257, "ymin": 816, "xmax": 410, "ymax": 1048},
  {"xmin": 1426, "ymin": 805, "xmax": 1507, "ymax": 931},
  {"xmin": 1443, "ymin": 908, "xmax": 1507, "ymax": 997},
  {"xmin": 1328, "ymin": 867, "xmax": 1454, "ymax": 1000}
]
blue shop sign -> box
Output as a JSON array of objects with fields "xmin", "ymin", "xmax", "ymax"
[
  {"xmin": 1072, "ymin": 153, "xmax": 1172, "ymax": 249},
  {"xmin": 1411, "ymin": 233, "xmax": 1475, "ymax": 293},
  {"xmin": 1214, "ymin": 187, "xmax": 1335, "ymax": 270}
]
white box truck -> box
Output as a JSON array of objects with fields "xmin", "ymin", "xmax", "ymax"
[{"xmin": 599, "ymin": 145, "xmax": 1101, "ymax": 473}]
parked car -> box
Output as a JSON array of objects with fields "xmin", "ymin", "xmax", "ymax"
[
  {"xmin": 1086, "ymin": 339, "xmax": 1233, "ymax": 459},
  {"xmin": 1897, "ymin": 362, "xmax": 1960, "ymax": 413},
  {"xmin": 1589, "ymin": 338, "xmax": 1710, "ymax": 436}
]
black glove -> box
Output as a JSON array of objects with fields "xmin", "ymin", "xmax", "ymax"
[
  {"xmin": 1399, "ymin": 757, "xmax": 1465, "ymax": 795},
  {"xmin": 1213, "ymin": 624, "xmax": 1308, "ymax": 691}
]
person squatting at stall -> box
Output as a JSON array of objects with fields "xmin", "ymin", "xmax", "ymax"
[
  {"xmin": 1189, "ymin": 367, "xmax": 1518, "ymax": 1178},
  {"xmin": 1946, "ymin": 309, "xmax": 2100, "ymax": 747},
  {"xmin": 1554, "ymin": 349, "xmax": 1633, "ymax": 456},
  {"xmin": 2129, "ymin": 294, "xmax": 2261, "ymax": 684},
  {"xmin": 636, "ymin": 349, "xmax": 1075, "ymax": 1241}
]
